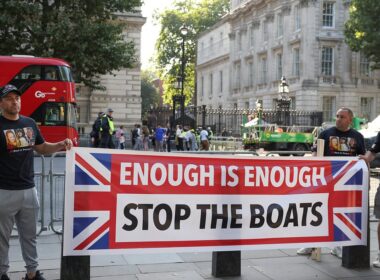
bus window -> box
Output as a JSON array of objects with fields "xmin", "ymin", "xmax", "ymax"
[
  {"xmin": 58, "ymin": 66, "xmax": 73, "ymax": 82},
  {"xmin": 44, "ymin": 66, "xmax": 59, "ymax": 81},
  {"xmin": 67, "ymin": 103, "xmax": 78, "ymax": 130},
  {"xmin": 45, "ymin": 103, "xmax": 65, "ymax": 125},
  {"xmin": 10, "ymin": 65, "xmax": 42, "ymax": 92}
]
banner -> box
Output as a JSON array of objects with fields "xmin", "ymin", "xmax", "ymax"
[{"xmin": 63, "ymin": 147, "xmax": 368, "ymax": 256}]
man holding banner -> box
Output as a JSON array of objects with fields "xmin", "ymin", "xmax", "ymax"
[
  {"xmin": 360, "ymin": 132, "xmax": 380, "ymax": 268},
  {"xmin": 297, "ymin": 107, "xmax": 366, "ymax": 261}
]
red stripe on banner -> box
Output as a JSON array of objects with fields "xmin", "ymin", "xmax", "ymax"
[
  {"xmin": 74, "ymin": 192, "xmax": 115, "ymax": 211},
  {"xmin": 330, "ymin": 191, "xmax": 362, "ymax": 208},
  {"xmin": 335, "ymin": 213, "xmax": 361, "ymax": 239},
  {"xmin": 75, "ymin": 220, "xmax": 110, "ymax": 250},
  {"xmin": 110, "ymin": 236, "xmax": 331, "ymax": 249},
  {"xmin": 76, "ymin": 153, "xmax": 109, "ymax": 185}
]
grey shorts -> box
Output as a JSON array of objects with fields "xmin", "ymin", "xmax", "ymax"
[{"xmin": 374, "ymin": 186, "xmax": 380, "ymax": 219}]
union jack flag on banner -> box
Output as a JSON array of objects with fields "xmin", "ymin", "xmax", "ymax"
[{"xmin": 63, "ymin": 148, "xmax": 368, "ymax": 256}]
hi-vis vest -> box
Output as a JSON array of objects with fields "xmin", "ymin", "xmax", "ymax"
[{"xmin": 100, "ymin": 114, "xmax": 114, "ymax": 135}]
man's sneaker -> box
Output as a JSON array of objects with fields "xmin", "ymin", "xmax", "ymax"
[
  {"xmin": 24, "ymin": 271, "xmax": 46, "ymax": 280},
  {"xmin": 330, "ymin": 246, "xmax": 342, "ymax": 259},
  {"xmin": 1, "ymin": 274, "xmax": 10, "ymax": 280},
  {"xmin": 296, "ymin": 247, "xmax": 313, "ymax": 255}
]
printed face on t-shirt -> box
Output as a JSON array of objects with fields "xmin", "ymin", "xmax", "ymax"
[
  {"xmin": 328, "ymin": 136, "xmax": 357, "ymax": 155},
  {"xmin": 3, "ymin": 127, "xmax": 35, "ymax": 151}
]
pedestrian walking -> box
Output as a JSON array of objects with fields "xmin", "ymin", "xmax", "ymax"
[
  {"xmin": 115, "ymin": 125, "xmax": 125, "ymax": 149},
  {"xmin": 0, "ymin": 84, "xmax": 73, "ymax": 280},
  {"xmin": 200, "ymin": 126, "xmax": 209, "ymax": 151}
]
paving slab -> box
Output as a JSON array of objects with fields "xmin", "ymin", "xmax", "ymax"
[
  {"xmin": 136, "ymin": 270, "xmax": 204, "ymax": 280},
  {"xmin": 124, "ymin": 253, "xmax": 184, "ymax": 265}
]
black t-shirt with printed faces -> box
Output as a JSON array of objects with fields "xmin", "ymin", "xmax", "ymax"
[{"xmin": 0, "ymin": 115, "xmax": 44, "ymax": 190}]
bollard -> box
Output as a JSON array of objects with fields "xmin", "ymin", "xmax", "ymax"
[
  {"xmin": 342, "ymin": 207, "xmax": 370, "ymax": 268},
  {"xmin": 60, "ymin": 255, "xmax": 90, "ymax": 280},
  {"xmin": 212, "ymin": 251, "xmax": 241, "ymax": 277}
]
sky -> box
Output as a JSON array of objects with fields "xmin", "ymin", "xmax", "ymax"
[{"xmin": 141, "ymin": 0, "xmax": 175, "ymax": 70}]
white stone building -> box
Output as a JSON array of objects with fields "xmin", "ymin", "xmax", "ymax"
[
  {"xmin": 76, "ymin": 11, "xmax": 146, "ymax": 134},
  {"xmin": 196, "ymin": 0, "xmax": 380, "ymax": 122}
]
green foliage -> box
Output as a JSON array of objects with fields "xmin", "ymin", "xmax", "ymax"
[
  {"xmin": 0, "ymin": 0, "xmax": 142, "ymax": 89},
  {"xmin": 141, "ymin": 70, "xmax": 161, "ymax": 119},
  {"xmin": 155, "ymin": 0, "xmax": 229, "ymax": 105},
  {"xmin": 345, "ymin": 0, "xmax": 380, "ymax": 69}
]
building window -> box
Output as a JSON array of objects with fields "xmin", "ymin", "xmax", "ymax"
[
  {"xmin": 322, "ymin": 96, "xmax": 336, "ymax": 121},
  {"xmin": 219, "ymin": 70, "xmax": 223, "ymax": 93},
  {"xmin": 359, "ymin": 54, "xmax": 371, "ymax": 76},
  {"xmin": 248, "ymin": 61, "xmax": 254, "ymax": 87},
  {"xmin": 260, "ymin": 57, "xmax": 267, "ymax": 84},
  {"xmin": 249, "ymin": 25, "xmax": 254, "ymax": 48},
  {"xmin": 263, "ymin": 21, "xmax": 268, "ymax": 42},
  {"xmin": 322, "ymin": 2, "xmax": 334, "ymax": 28},
  {"xmin": 234, "ymin": 63, "xmax": 241, "ymax": 89},
  {"xmin": 209, "ymin": 73, "xmax": 213, "ymax": 97},
  {"xmin": 210, "ymin": 37, "xmax": 214, "ymax": 52},
  {"xmin": 219, "ymin": 32, "xmax": 223, "ymax": 47},
  {"xmin": 292, "ymin": 48, "xmax": 300, "ymax": 76},
  {"xmin": 237, "ymin": 32, "xmax": 242, "ymax": 51},
  {"xmin": 294, "ymin": 4, "xmax": 301, "ymax": 31},
  {"xmin": 290, "ymin": 97, "xmax": 296, "ymax": 110},
  {"xmin": 360, "ymin": 97, "xmax": 373, "ymax": 121},
  {"xmin": 321, "ymin": 47, "xmax": 333, "ymax": 76},
  {"xmin": 277, "ymin": 14, "xmax": 284, "ymax": 38},
  {"xmin": 201, "ymin": 76, "xmax": 204, "ymax": 97},
  {"xmin": 276, "ymin": 53, "xmax": 283, "ymax": 80}
]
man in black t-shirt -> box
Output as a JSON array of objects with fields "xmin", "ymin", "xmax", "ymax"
[
  {"xmin": 0, "ymin": 84, "xmax": 73, "ymax": 280},
  {"xmin": 297, "ymin": 107, "xmax": 367, "ymax": 265},
  {"xmin": 360, "ymin": 132, "xmax": 380, "ymax": 268}
]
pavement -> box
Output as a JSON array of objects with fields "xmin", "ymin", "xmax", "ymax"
[{"xmin": 5, "ymin": 221, "xmax": 380, "ymax": 280}]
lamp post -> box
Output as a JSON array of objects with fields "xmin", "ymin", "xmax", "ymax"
[
  {"xmin": 179, "ymin": 25, "xmax": 188, "ymax": 125},
  {"xmin": 277, "ymin": 76, "xmax": 291, "ymax": 126}
]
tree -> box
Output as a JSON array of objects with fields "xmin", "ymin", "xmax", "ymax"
[
  {"xmin": 0, "ymin": 0, "xmax": 142, "ymax": 89},
  {"xmin": 141, "ymin": 70, "xmax": 161, "ymax": 119},
  {"xmin": 345, "ymin": 0, "xmax": 380, "ymax": 68},
  {"xmin": 154, "ymin": 0, "xmax": 229, "ymax": 105}
]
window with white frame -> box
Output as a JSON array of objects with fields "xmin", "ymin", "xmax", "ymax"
[
  {"xmin": 209, "ymin": 73, "xmax": 213, "ymax": 97},
  {"xmin": 294, "ymin": 4, "xmax": 301, "ymax": 31},
  {"xmin": 219, "ymin": 70, "xmax": 223, "ymax": 93},
  {"xmin": 277, "ymin": 13, "xmax": 284, "ymax": 38},
  {"xmin": 290, "ymin": 97, "xmax": 296, "ymax": 110},
  {"xmin": 237, "ymin": 32, "xmax": 242, "ymax": 51},
  {"xmin": 322, "ymin": 2, "xmax": 334, "ymax": 27},
  {"xmin": 210, "ymin": 37, "xmax": 214, "ymax": 52},
  {"xmin": 263, "ymin": 21, "xmax": 268, "ymax": 41},
  {"xmin": 276, "ymin": 53, "xmax": 283, "ymax": 80},
  {"xmin": 322, "ymin": 96, "xmax": 336, "ymax": 121},
  {"xmin": 201, "ymin": 76, "xmax": 204, "ymax": 97},
  {"xmin": 321, "ymin": 47, "xmax": 333, "ymax": 76},
  {"xmin": 248, "ymin": 60, "xmax": 254, "ymax": 87},
  {"xmin": 260, "ymin": 57, "xmax": 267, "ymax": 84},
  {"xmin": 234, "ymin": 63, "xmax": 241, "ymax": 89},
  {"xmin": 359, "ymin": 53, "xmax": 371, "ymax": 76},
  {"xmin": 249, "ymin": 25, "xmax": 254, "ymax": 48},
  {"xmin": 360, "ymin": 97, "xmax": 373, "ymax": 121},
  {"xmin": 219, "ymin": 32, "xmax": 223, "ymax": 47},
  {"xmin": 292, "ymin": 48, "xmax": 300, "ymax": 76}
]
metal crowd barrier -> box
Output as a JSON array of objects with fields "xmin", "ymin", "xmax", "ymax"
[
  {"xmin": 34, "ymin": 153, "xmax": 47, "ymax": 235},
  {"xmin": 49, "ymin": 151, "xmax": 66, "ymax": 234}
]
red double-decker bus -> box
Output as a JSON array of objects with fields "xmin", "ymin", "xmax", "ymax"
[{"xmin": 0, "ymin": 55, "xmax": 79, "ymax": 146}]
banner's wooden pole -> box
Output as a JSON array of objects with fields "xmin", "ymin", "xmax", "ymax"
[{"xmin": 311, "ymin": 139, "xmax": 324, "ymax": 262}]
